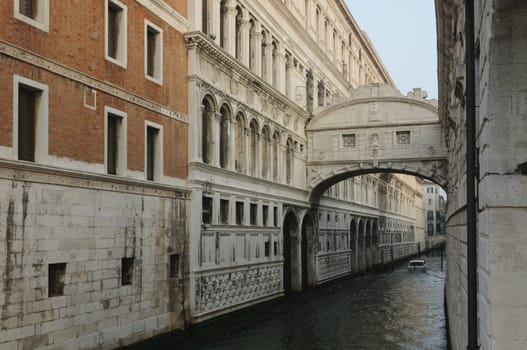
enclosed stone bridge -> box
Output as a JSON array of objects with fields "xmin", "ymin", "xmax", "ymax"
[{"xmin": 306, "ymin": 84, "xmax": 447, "ymax": 201}]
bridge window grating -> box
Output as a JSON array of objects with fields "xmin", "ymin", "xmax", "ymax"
[
  {"xmin": 395, "ymin": 131, "xmax": 411, "ymax": 145},
  {"xmin": 342, "ymin": 134, "xmax": 356, "ymax": 148}
]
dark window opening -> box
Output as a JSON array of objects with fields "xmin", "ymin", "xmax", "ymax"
[
  {"xmin": 202, "ymin": 196, "xmax": 212, "ymax": 224},
  {"xmin": 19, "ymin": 0, "xmax": 37, "ymax": 19},
  {"xmin": 107, "ymin": 114, "xmax": 119, "ymax": 174},
  {"xmin": 18, "ymin": 85, "xmax": 36, "ymax": 162},
  {"xmin": 107, "ymin": 2, "xmax": 122, "ymax": 59},
  {"xmin": 146, "ymin": 26, "xmax": 158, "ymax": 78},
  {"xmin": 220, "ymin": 199, "xmax": 229, "ymax": 224},
  {"xmin": 236, "ymin": 201, "xmax": 244, "ymax": 225},
  {"xmin": 121, "ymin": 257, "xmax": 134, "ymax": 285},
  {"xmin": 169, "ymin": 254, "xmax": 179, "ymax": 278},
  {"xmin": 274, "ymin": 241, "xmax": 278, "ymax": 256},
  {"xmin": 264, "ymin": 240, "xmax": 270, "ymax": 257},
  {"xmin": 146, "ymin": 126, "xmax": 158, "ymax": 181},
  {"xmin": 262, "ymin": 205, "xmax": 269, "ymax": 226},
  {"xmin": 250, "ymin": 203, "xmax": 257, "ymax": 225},
  {"xmin": 48, "ymin": 263, "xmax": 66, "ymax": 297},
  {"xmin": 273, "ymin": 207, "xmax": 278, "ymax": 227}
]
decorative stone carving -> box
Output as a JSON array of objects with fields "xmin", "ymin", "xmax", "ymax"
[
  {"xmin": 368, "ymin": 102, "xmax": 381, "ymax": 121},
  {"xmin": 195, "ymin": 264, "xmax": 282, "ymax": 315},
  {"xmin": 369, "ymin": 133, "xmax": 380, "ymax": 147},
  {"xmin": 342, "ymin": 134, "xmax": 356, "ymax": 148}
]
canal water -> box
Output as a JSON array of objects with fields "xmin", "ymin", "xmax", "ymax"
[{"xmin": 125, "ymin": 252, "xmax": 447, "ymax": 350}]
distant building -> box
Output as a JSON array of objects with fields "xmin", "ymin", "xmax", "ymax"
[{"xmin": 422, "ymin": 180, "xmax": 446, "ymax": 236}]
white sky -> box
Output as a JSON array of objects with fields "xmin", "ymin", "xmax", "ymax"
[{"xmin": 345, "ymin": 0, "xmax": 438, "ymax": 99}]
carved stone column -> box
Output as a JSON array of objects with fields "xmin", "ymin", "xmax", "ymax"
[
  {"xmin": 243, "ymin": 127, "xmax": 250, "ymax": 175},
  {"xmin": 210, "ymin": 0, "xmax": 221, "ymax": 46},
  {"xmin": 212, "ymin": 112, "xmax": 222, "ymax": 166},
  {"xmin": 223, "ymin": 0, "xmax": 237, "ymax": 56},
  {"xmin": 276, "ymin": 42, "xmax": 286, "ymax": 93},
  {"xmin": 250, "ymin": 21, "xmax": 262, "ymax": 75},
  {"xmin": 228, "ymin": 118, "xmax": 236, "ymax": 171},
  {"xmin": 264, "ymin": 41, "xmax": 273, "ymax": 84},
  {"xmin": 189, "ymin": 0, "xmax": 203, "ymax": 31},
  {"xmin": 239, "ymin": 8, "xmax": 250, "ymax": 65}
]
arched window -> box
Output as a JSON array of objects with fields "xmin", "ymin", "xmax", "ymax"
[
  {"xmin": 235, "ymin": 6, "xmax": 243, "ymax": 60},
  {"xmin": 202, "ymin": 0, "xmax": 209, "ymax": 33},
  {"xmin": 286, "ymin": 137, "xmax": 293, "ymax": 184},
  {"xmin": 219, "ymin": 104, "xmax": 230, "ymax": 169},
  {"xmin": 235, "ymin": 113, "xmax": 245, "ymax": 172},
  {"xmin": 201, "ymin": 96, "xmax": 215, "ymax": 164},
  {"xmin": 261, "ymin": 126, "xmax": 270, "ymax": 178},
  {"xmin": 249, "ymin": 120, "xmax": 258, "ymax": 176},
  {"xmin": 272, "ymin": 131, "xmax": 280, "ymax": 181}
]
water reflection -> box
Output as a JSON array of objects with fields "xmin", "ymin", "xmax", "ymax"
[{"xmin": 124, "ymin": 252, "xmax": 447, "ymax": 350}]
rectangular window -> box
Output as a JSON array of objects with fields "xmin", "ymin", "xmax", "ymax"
[
  {"xmin": 17, "ymin": 85, "xmax": 36, "ymax": 162},
  {"xmin": 106, "ymin": 0, "xmax": 127, "ymax": 67},
  {"xmin": 105, "ymin": 107, "xmax": 127, "ymax": 175},
  {"xmin": 145, "ymin": 122, "xmax": 162, "ymax": 181},
  {"xmin": 273, "ymin": 241, "xmax": 278, "ymax": 256},
  {"xmin": 428, "ymin": 198, "xmax": 432, "ymax": 205},
  {"xmin": 428, "ymin": 223, "xmax": 434, "ymax": 235},
  {"xmin": 262, "ymin": 205, "xmax": 269, "ymax": 226},
  {"xmin": 145, "ymin": 20, "xmax": 163, "ymax": 84},
  {"xmin": 250, "ymin": 203, "xmax": 257, "ymax": 225},
  {"xmin": 273, "ymin": 207, "xmax": 278, "ymax": 227},
  {"xmin": 121, "ymin": 257, "xmax": 134, "ymax": 285},
  {"xmin": 14, "ymin": 76, "xmax": 48, "ymax": 163},
  {"xmin": 202, "ymin": 196, "xmax": 212, "ymax": 224},
  {"xmin": 427, "ymin": 210, "xmax": 434, "ymax": 220},
  {"xmin": 220, "ymin": 199, "xmax": 229, "ymax": 224},
  {"xmin": 169, "ymin": 254, "xmax": 179, "ymax": 278},
  {"xmin": 236, "ymin": 201, "xmax": 244, "ymax": 225},
  {"xmin": 14, "ymin": 0, "xmax": 49, "ymax": 32},
  {"xmin": 264, "ymin": 240, "xmax": 270, "ymax": 257},
  {"xmin": 48, "ymin": 263, "xmax": 66, "ymax": 297}
]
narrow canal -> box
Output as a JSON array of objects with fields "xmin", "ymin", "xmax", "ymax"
[{"xmin": 125, "ymin": 252, "xmax": 447, "ymax": 350}]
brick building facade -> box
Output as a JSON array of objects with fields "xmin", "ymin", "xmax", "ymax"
[{"xmin": 0, "ymin": 1, "xmax": 190, "ymax": 349}]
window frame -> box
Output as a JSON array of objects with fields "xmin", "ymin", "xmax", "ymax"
[
  {"xmin": 104, "ymin": 106, "xmax": 127, "ymax": 176},
  {"xmin": 144, "ymin": 19, "xmax": 163, "ymax": 85},
  {"xmin": 14, "ymin": 0, "xmax": 50, "ymax": 32},
  {"xmin": 105, "ymin": 0, "xmax": 128, "ymax": 68},
  {"xmin": 144, "ymin": 120, "xmax": 163, "ymax": 181},
  {"xmin": 13, "ymin": 75, "xmax": 49, "ymax": 163}
]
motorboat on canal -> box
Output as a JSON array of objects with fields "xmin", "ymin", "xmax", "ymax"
[{"xmin": 407, "ymin": 259, "xmax": 427, "ymax": 272}]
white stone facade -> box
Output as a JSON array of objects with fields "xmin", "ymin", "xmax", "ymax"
[
  {"xmin": 438, "ymin": 0, "xmax": 527, "ymax": 348},
  {"xmin": 185, "ymin": 0, "xmax": 429, "ymax": 323}
]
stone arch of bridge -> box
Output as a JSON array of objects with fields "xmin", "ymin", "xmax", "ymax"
[{"xmin": 306, "ymin": 84, "xmax": 448, "ymax": 203}]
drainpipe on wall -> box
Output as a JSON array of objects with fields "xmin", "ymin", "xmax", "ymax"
[{"xmin": 465, "ymin": 0, "xmax": 479, "ymax": 349}]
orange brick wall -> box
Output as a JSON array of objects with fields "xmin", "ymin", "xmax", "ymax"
[
  {"xmin": 0, "ymin": 0, "xmax": 188, "ymax": 114},
  {"xmin": 0, "ymin": 0, "xmax": 188, "ymax": 180}
]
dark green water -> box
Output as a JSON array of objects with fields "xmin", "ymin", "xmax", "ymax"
[{"xmin": 124, "ymin": 252, "xmax": 447, "ymax": 350}]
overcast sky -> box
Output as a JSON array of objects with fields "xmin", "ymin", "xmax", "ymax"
[{"xmin": 345, "ymin": 0, "xmax": 438, "ymax": 99}]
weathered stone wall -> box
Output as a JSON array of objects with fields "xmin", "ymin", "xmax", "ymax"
[
  {"xmin": 439, "ymin": 0, "xmax": 527, "ymax": 348},
  {"xmin": 0, "ymin": 163, "xmax": 189, "ymax": 350}
]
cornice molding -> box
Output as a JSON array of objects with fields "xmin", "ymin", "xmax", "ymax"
[
  {"xmin": 184, "ymin": 31, "xmax": 307, "ymax": 121},
  {"xmin": 0, "ymin": 40, "xmax": 187, "ymax": 123},
  {"xmin": 135, "ymin": 0, "xmax": 190, "ymax": 33}
]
